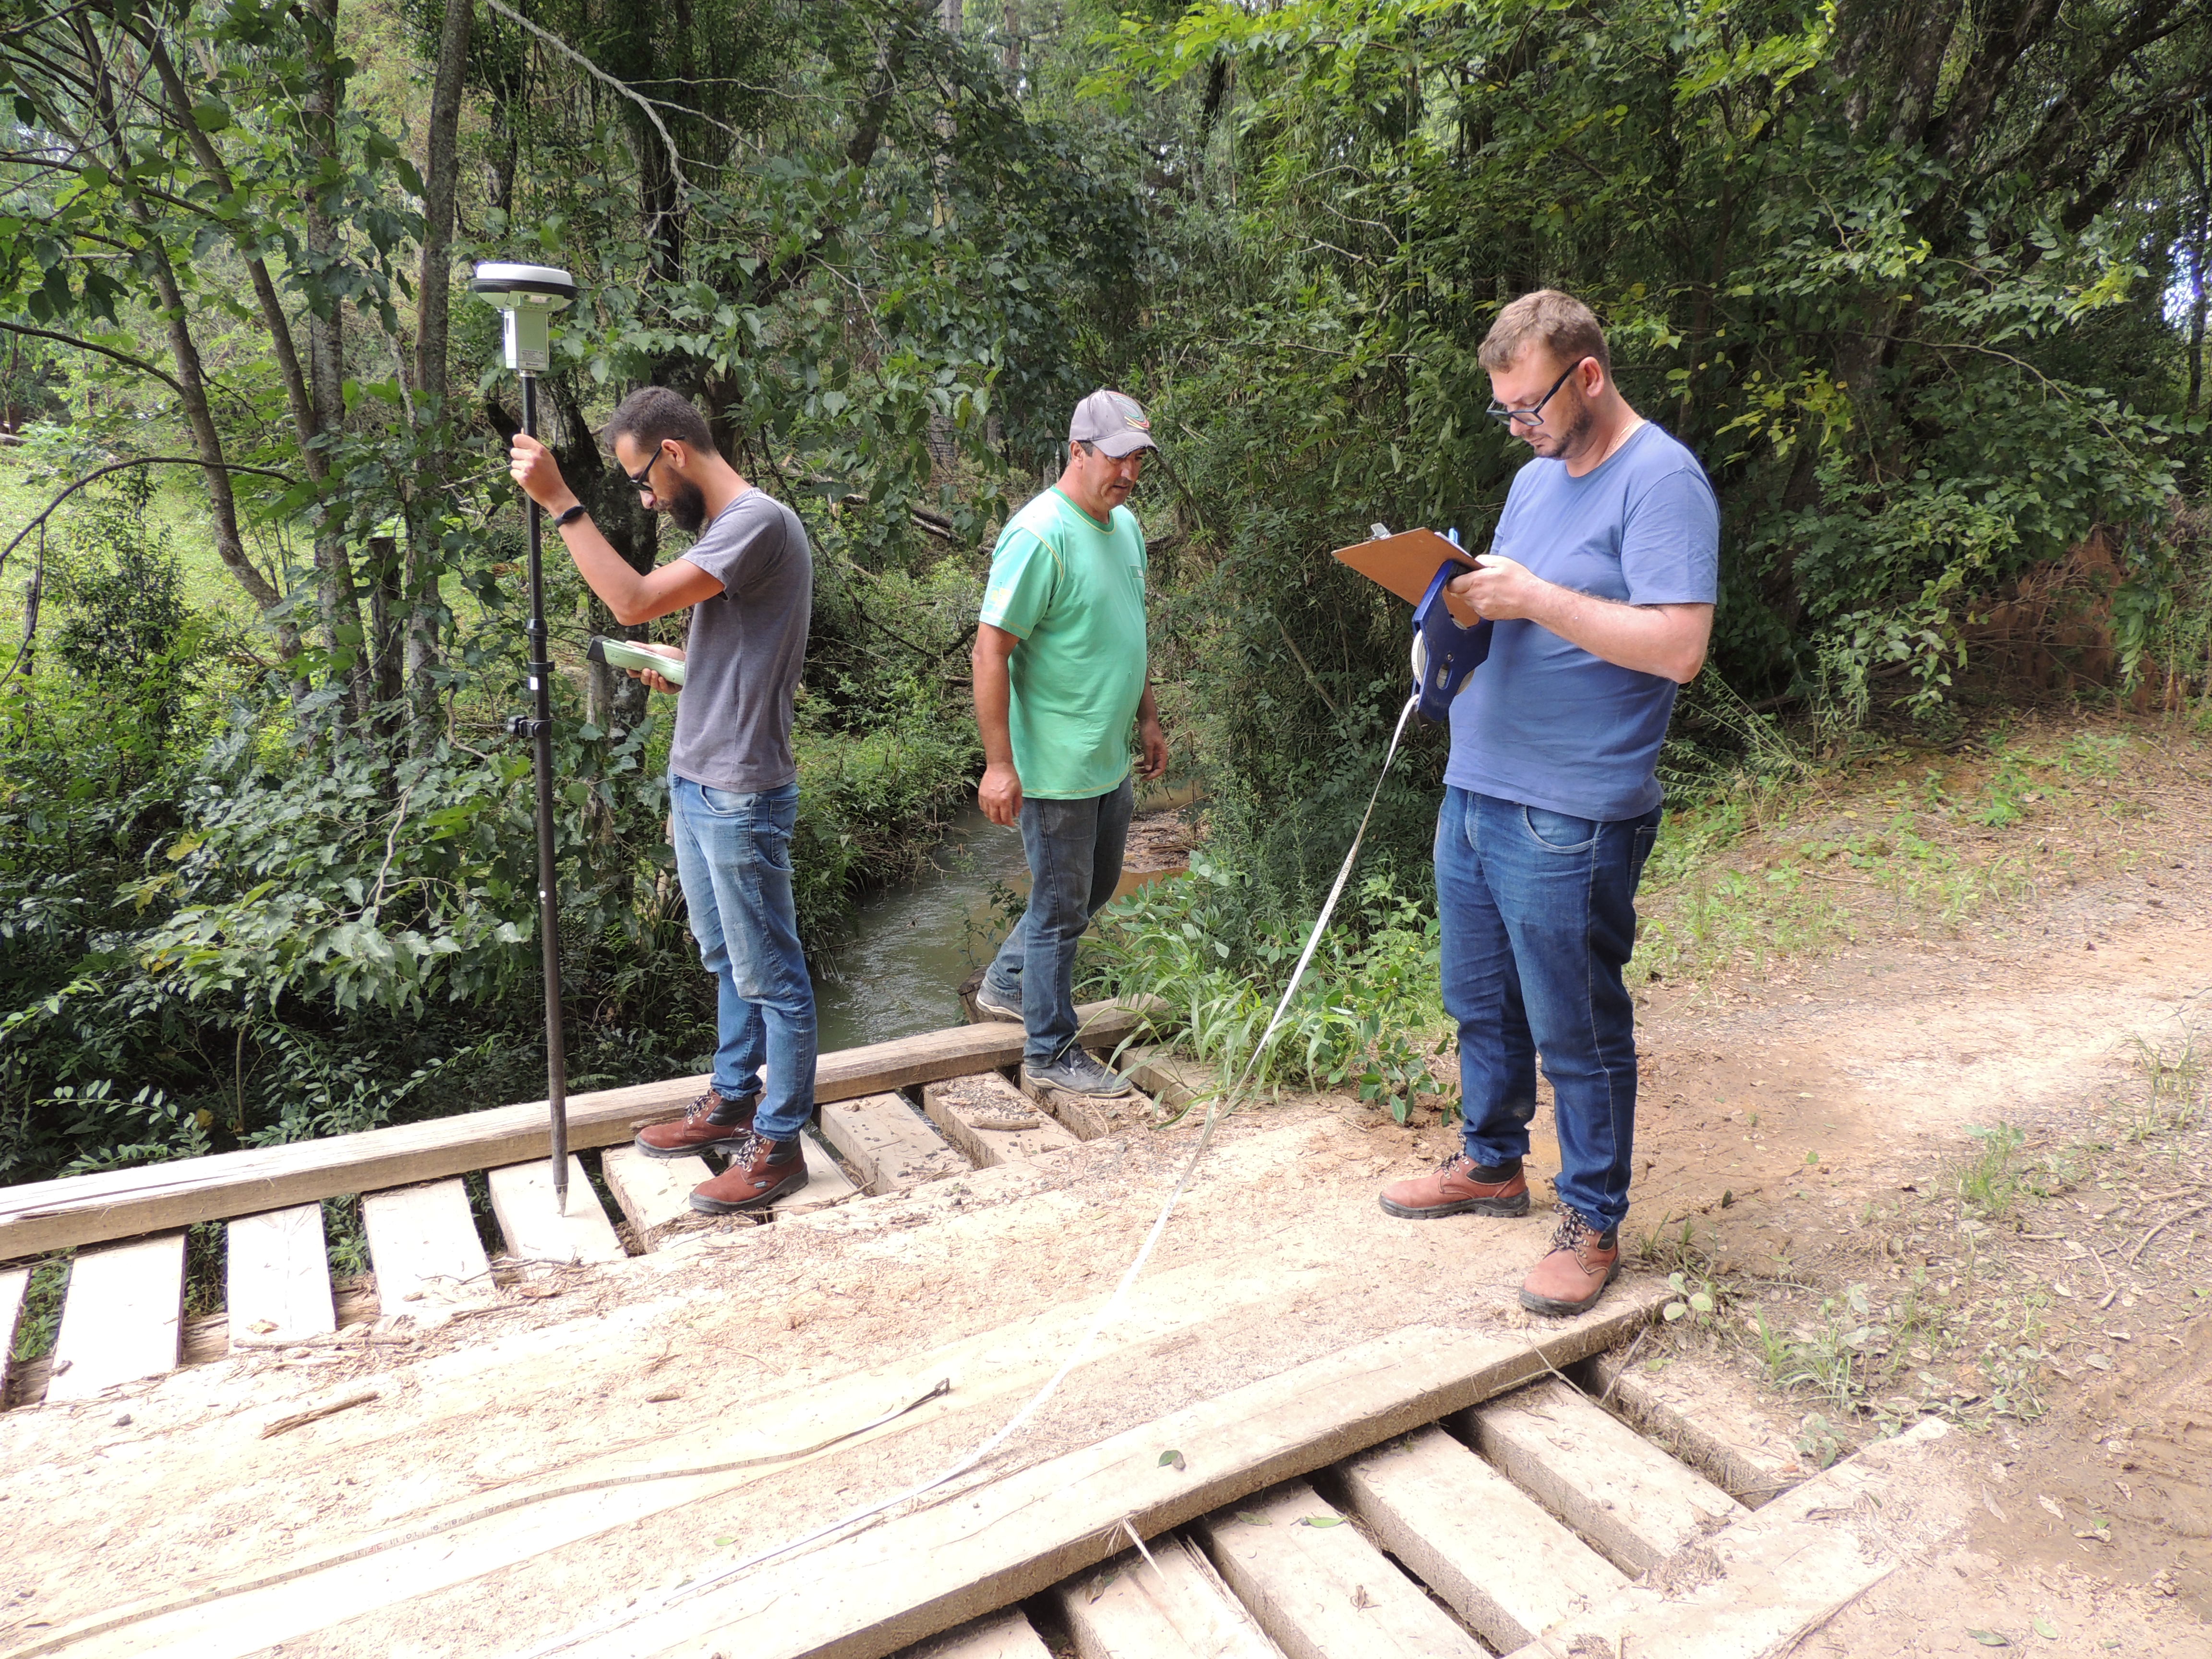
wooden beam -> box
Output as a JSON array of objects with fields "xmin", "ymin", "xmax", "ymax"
[
  {"xmin": 1462, "ymin": 1377, "xmax": 1745, "ymax": 1575},
  {"xmin": 771, "ymin": 1138, "xmax": 863, "ymax": 1217},
  {"xmin": 1057, "ymin": 1536, "xmax": 1280, "ymax": 1659},
  {"xmin": 598, "ymin": 1146, "xmax": 713, "ymax": 1250},
  {"xmin": 226, "ymin": 1204, "xmax": 337, "ymax": 1350},
  {"xmin": 908, "ymin": 1608, "xmax": 1055, "ymax": 1659},
  {"xmin": 47, "ymin": 1232, "xmax": 187, "ymax": 1403},
  {"xmin": 361, "ymin": 1180, "xmax": 492, "ymax": 1319},
  {"xmin": 923, "ymin": 1074, "xmax": 1082, "ymax": 1167},
  {"xmin": 1334, "ymin": 1424, "xmax": 1624, "ymax": 1653},
  {"xmin": 487, "ymin": 1158, "xmax": 628, "ymax": 1265},
  {"xmin": 0, "ymin": 1000, "xmax": 1160, "ymax": 1261},
  {"xmin": 1195, "ymin": 1479, "xmax": 1488, "ymax": 1659},
  {"xmin": 817, "ymin": 1093, "xmax": 968, "ymax": 1195},
  {"xmin": 1503, "ymin": 1420, "xmax": 1952, "ymax": 1659},
  {"xmin": 549, "ymin": 1289, "xmax": 1666, "ymax": 1659},
  {"xmin": 1570, "ymin": 1351, "xmax": 1806, "ymax": 1510}
]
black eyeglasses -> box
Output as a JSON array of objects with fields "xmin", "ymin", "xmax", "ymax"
[
  {"xmin": 624, "ymin": 445, "xmax": 667, "ymax": 493},
  {"xmin": 1485, "ymin": 358, "xmax": 1588, "ymax": 429}
]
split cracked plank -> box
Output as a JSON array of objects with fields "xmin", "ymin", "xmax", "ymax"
[
  {"xmin": 46, "ymin": 1233, "xmax": 187, "ymax": 1404},
  {"xmin": 0, "ymin": 998, "xmax": 1160, "ymax": 1260},
  {"xmin": 925, "ymin": 1073, "xmax": 1083, "ymax": 1167},
  {"xmin": 1334, "ymin": 1423, "xmax": 1626, "ymax": 1653},
  {"xmin": 1503, "ymin": 1419, "xmax": 1954, "ymax": 1659},
  {"xmin": 486, "ymin": 1157, "xmax": 628, "ymax": 1266},
  {"xmin": 361, "ymin": 1180, "xmax": 493, "ymax": 1319},
  {"xmin": 225, "ymin": 1203, "xmax": 337, "ymax": 1350},
  {"xmin": 819, "ymin": 1093, "xmax": 970, "ymax": 1194},
  {"xmin": 540, "ymin": 1286, "xmax": 1666, "ymax": 1659},
  {"xmin": 1462, "ymin": 1376, "xmax": 1746, "ymax": 1575},
  {"xmin": 1018, "ymin": 1066, "xmax": 1155, "ymax": 1141},
  {"xmin": 1195, "ymin": 1479, "xmax": 1486, "ymax": 1659},
  {"xmin": 1057, "ymin": 1535, "xmax": 1283, "ymax": 1659}
]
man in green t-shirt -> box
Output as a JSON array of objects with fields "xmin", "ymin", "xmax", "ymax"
[{"xmin": 970, "ymin": 389, "xmax": 1168, "ymax": 1096}]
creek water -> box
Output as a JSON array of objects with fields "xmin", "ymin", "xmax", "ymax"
[
  {"xmin": 809, "ymin": 806, "xmax": 1032, "ymax": 1053},
  {"xmin": 808, "ymin": 787, "xmax": 1200, "ymax": 1054}
]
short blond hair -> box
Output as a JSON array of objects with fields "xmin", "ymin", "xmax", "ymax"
[{"xmin": 1478, "ymin": 289, "xmax": 1610, "ymax": 376}]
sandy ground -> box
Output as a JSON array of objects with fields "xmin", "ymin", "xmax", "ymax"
[{"xmin": 2, "ymin": 715, "xmax": 2209, "ymax": 1656}]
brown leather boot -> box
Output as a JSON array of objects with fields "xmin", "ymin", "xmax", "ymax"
[
  {"xmin": 1379, "ymin": 1154, "xmax": 1530, "ymax": 1219},
  {"xmin": 689, "ymin": 1131, "xmax": 808, "ymax": 1214},
  {"xmin": 1519, "ymin": 1209, "xmax": 1622, "ymax": 1315},
  {"xmin": 634, "ymin": 1088, "xmax": 758, "ymax": 1159}
]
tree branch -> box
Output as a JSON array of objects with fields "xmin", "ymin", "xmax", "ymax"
[{"xmin": 0, "ymin": 318, "xmax": 187, "ymax": 398}]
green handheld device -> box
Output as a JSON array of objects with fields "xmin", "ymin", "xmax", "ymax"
[{"xmin": 587, "ymin": 635, "xmax": 686, "ymax": 687}]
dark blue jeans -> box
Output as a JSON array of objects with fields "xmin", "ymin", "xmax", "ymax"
[
  {"xmin": 669, "ymin": 775, "xmax": 817, "ymax": 1141},
  {"xmin": 982, "ymin": 775, "xmax": 1135, "ymax": 1068},
  {"xmin": 1436, "ymin": 786, "xmax": 1660, "ymax": 1235}
]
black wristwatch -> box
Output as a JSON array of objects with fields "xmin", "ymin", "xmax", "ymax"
[{"xmin": 554, "ymin": 503, "xmax": 589, "ymax": 529}]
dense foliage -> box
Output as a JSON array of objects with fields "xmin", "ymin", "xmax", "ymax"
[{"xmin": 7, "ymin": 0, "xmax": 2212, "ymax": 1185}]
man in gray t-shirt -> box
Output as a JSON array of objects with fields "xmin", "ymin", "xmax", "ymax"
[{"xmin": 509, "ymin": 386, "xmax": 817, "ymax": 1215}]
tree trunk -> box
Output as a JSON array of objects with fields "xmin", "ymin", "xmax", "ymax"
[
  {"xmin": 72, "ymin": 15, "xmax": 302, "ymax": 665},
  {"xmin": 304, "ymin": 0, "xmax": 370, "ymax": 724},
  {"xmin": 405, "ymin": 0, "xmax": 475, "ymax": 738},
  {"xmin": 2190, "ymin": 219, "xmax": 2208, "ymax": 419}
]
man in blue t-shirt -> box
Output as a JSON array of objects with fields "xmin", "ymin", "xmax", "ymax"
[{"xmin": 1378, "ymin": 290, "xmax": 1719, "ymax": 1317}]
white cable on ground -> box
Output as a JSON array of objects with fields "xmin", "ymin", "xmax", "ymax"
[{"xmin": 514, "ymin": 696, "xmax": 1423, "ymax": 1659}]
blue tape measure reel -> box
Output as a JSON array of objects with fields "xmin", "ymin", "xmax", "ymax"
[{"xmin": 1411, "ymin": 529, "xmax": 1491, "ymax": 723}]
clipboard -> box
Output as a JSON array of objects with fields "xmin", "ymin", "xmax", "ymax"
[{"xmin": 1332, "ymin": 528, "xmax": 1476, "ymax": 604}]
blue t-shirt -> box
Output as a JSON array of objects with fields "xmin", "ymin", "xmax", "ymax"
[{"xmin": 1445, "ymin": 422, "xmax": 1719, "ymax": 821}]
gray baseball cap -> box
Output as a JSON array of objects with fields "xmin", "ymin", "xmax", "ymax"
[{"xmin": 1069, "ymin": 388, "xmax": 1158, "ymax": 458}]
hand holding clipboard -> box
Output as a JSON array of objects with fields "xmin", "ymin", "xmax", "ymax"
[{"xmin": 1333, "ymin": 527, "xmax": 1495, "ymax": 722}]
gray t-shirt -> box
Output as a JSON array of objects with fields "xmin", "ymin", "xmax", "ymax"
[{"xmin": 668, "ymin": 488, "xmax": 812, "ymax": 793}]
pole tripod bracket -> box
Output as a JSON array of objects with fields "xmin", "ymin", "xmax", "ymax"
[{"xmin": 507, "ymin": 715, "xmax": 551, "ymax": 739}]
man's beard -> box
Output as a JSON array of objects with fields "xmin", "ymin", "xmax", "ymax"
[
  {"xmin": 1535, "ymin": 398, "xmax": 1596, "ymax": 460},
  {"xmin": 664, "ymin": 474, "xmax": 709, "ymax": 534}
]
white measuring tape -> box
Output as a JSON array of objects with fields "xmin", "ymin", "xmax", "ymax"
[{"xmin": 516, "ymin": 695, "xmax": 1425, "ymax": 1659}]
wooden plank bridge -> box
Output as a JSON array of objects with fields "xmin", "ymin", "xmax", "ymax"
[{"xmin": 0, "ymin": 996, "xmax": 1957, "ymax": 1659}]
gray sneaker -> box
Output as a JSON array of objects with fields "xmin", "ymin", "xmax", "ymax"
[
  {"xmin": 973, "ymin": 980, "xmax": 1022, "ymax": 1022},
  {"xmin": 1022, "ymin": 1046, "xmax": 1134, "ymax": 1099}
]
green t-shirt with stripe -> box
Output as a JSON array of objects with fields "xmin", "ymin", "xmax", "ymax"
[{"xmin": 979, "ymin": 487, "xmax": 1148, "ymax": 800}]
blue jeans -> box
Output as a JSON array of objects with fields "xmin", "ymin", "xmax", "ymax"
[
  {"xmin": 983, "ymin": 775, "xmax": 1135, "ymax": 1068},
  {"xmin": 1436, "ymin": 786, "xmax": 1660, "ymax": 1235},
  {"xmin": 669, "ymin": 775, "xmax": 816, "ymax": 1141}
]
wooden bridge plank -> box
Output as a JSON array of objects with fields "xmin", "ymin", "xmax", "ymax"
[
  {"xmin": 1057, "ymin": 1536, "xmax": 1283, "ymax": 1659},
  {"xmin": 1571, "ymin": 1350, "xmax": 1807, "ymax": 1510},
  {"xmin": 1195, "ymin": 1480, "xmax": 1488, "ymax": 1659},
  {"xmin": 544, "ymin": 1289, "xmax": 1665, "ymax": 1659},
  {"xmin": 47, "ymin": 1232, "xmax": 187, "ymax": 1402},
  {"xmin": 1463, "ymin": 1376, "xmax": 1746, "ymax": 1575},
  {"xmin": 1334, "ymin": 1424, "xmax": 1625, "ymax": 1654},
  {"xmin": 1503, "ymin": 1420, "xmax": 1951, "ymax": 1659},
  {"xmin": 598, "ymin": 1145, "xmax": 712, "ymax": 1250},
  {"xmin": 361, "ymin": 1180, "xmax": 492, "ymax": 1318},
  {"xmin": 772, "ymin": 1137, "xmax": 864, "ymax": 1217},
  {"xmin": 0, "ymin": 999, "xmax": 1159, "ymax": 1261},
  {"xmin": 923, "ymin": 1073, "xmax": 1082, "ymax": 1168},
  {"xmin": 485, "ymin": 1157, "xmax": 627, "ymax": 1265},
  {"xmin": 903, "ymin": 1608, "xmax": 1055, "ymax": 1659},
  {"xmin": 225, "ymin": 1203, "xmax": 337, "ymax": 1351},
  {"xmin": 818, "ymin": 1093, "xmax": 969, "ymax": 1194}
]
